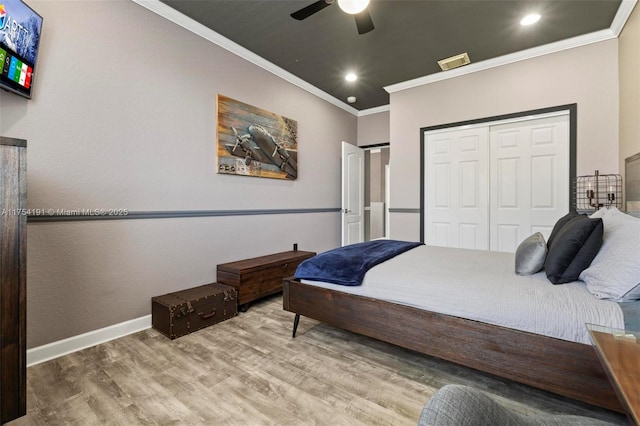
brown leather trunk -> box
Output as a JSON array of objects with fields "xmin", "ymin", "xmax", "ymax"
[
  {"xmin": 216, "ymin": 250, "xmax": 315, "ymax": 309},
  {"xmin": 151, "ymin": 283, "xmax": 237, "ymax": 339}
]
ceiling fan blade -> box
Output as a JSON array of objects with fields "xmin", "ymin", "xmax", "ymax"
[
  {"xmin": 291, "ymin": 1, "xmax": 331, "ymax": 20},
  {"xmin": 354, "ymin": 10, "xmax": 374, "ymax": 34}
]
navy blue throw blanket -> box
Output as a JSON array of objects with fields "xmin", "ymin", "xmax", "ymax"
[{"xmin": 294, "ymin": 239, "xmax": 424, "ymax": 286}]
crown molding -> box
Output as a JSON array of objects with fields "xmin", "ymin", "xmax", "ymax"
[
  {"xmin": 385, "ymin": 28, "xmax": 620, "ymax": 94},
  {"xmin": 385, "ymin": 0, "xmax": 637, "ymax": 95},
  {"xmin": 358, "ymin": 104, "xmax": 390, "ymax": 117},
  {"xmin": 132, "ymin": 0, "xmax": 636, "ymax": 114},
  {"xmin": 612, "ymin": 0, "xmax": 638, "ymax": 36},
  {"xmin": 131, "ymin": 0, "xmax": 359, "ymax": 116}
]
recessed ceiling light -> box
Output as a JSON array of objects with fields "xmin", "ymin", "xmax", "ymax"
[
  {"xmin": 520, "ymin": 13, "xmax": 541, "ymax": 26},
  {"xmin": 347, "ymin": 96, "xmax": 357, "ymax": 103},
  {"xmin": 345, "ymin": 73, "xmax": 358, "ymax": 82}
]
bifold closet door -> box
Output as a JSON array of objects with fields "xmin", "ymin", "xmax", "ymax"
[
  {"xmin": 489, "ymin": 114, "xmax": 570, "ymax": 252},
  {"xmin": 424, "ymin": 127, "xmax": 489, "ymax": 250}
]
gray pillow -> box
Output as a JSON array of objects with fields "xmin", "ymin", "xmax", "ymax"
[{"xmin": 515, "ymin": 232, "xmax": 547, "ymax": 275}]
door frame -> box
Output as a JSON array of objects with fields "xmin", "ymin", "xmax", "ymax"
[
  {"xmin": 385, "ymin": 163, "xmax": 390, "ymax": 238},
  {"xmin": 419, "ymin": 104, "xmax": 577, "ymax": 242},
  {"xmin": 342, "ymin": 142, "xmax": 365, "ymax": 246},
  {"xmin": 359, "ymin": 142, "xmax": 391, "ymax": 241}
]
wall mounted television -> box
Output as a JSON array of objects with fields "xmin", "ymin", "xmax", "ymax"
[{"xmin": 0, "ymin": 0, "xmax": 43, "ymax": 99}]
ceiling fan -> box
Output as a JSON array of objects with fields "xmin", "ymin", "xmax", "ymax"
[{"xmin": 290, "ymin": 0, "xmax": 375, "ymax": 35}]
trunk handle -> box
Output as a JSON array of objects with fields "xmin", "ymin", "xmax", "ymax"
[{"xmin": 199, "ymin": 309, "xmax": 217, "ymax": 319}]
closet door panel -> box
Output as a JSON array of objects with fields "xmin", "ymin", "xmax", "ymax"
[
  {"xmin": 432, "ymin": 222, "xmax": 451, "ymax": 247},
  {"xmin": 496, "ymin": 157, "xmax": 520, "ymax": 208},
  {"xmin": 423, "ymin": 111, "xmax": 570, "ymax": 253},
  {"xmin": 531, "ymin": 155, "xmax": 555, "ymax": 208},
  {"xmin": 496, "ymin": 224, "xmax": 520, "ymax": 252},
  {"xmin": 434, "ymin": 163, "xmax": 450, "ymax": 208},
  {"xmin": 425, "ymin": 128, "xmax": 489, "ymax": 250},
  {"xmin": 459, "ymin": 223, "xmax": 480, "ymax": 249},
  {"xmin": 459, "ymin": 160, "xmax": 479, "ymax": 207},
  {"xmin": 490, "ymin": 115, "xmax": 569, "ymax": 252}
]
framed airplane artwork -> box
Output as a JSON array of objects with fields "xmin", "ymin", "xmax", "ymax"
[{"xmin": 216, "ymin": 95, "xmax": 298, "ymax": 180}]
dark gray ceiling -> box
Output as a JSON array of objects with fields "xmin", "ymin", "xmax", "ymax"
[{"xmin": 160, "ymin": 0, "xmax": 622, "ymax": 111}]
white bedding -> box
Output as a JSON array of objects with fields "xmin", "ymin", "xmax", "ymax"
[{"xmin": 301, "ymin": 245, "xmax": 625, "ymax": 344}]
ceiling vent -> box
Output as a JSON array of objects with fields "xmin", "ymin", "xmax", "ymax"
[{"xmin": 438, "ymin": 52, "xmax": 471, "ymax": 71}]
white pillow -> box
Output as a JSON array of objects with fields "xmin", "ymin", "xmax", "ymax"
[
  {"xmin": 589, "ymin": 208, "xmax": 607, "ymax": 219},
  {"xmin": 580, "ymin": 207, "xmax": 640, "ymax": 301}
]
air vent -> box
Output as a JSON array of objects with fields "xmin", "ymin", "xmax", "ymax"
[{"xmin": 438, "ymin": 52, "xmax": 471, "ymax": 71}]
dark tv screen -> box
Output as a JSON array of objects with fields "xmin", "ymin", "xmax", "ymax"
[{"xmin": 0, "ymin": 0, "xmax": 43, "ymax": 99}]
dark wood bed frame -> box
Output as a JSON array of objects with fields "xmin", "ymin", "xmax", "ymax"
[{"xmin": 283, "ymin": 278, "xmax": 624, "ymax": 413}]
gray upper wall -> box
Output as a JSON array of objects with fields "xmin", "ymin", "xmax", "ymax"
[
  {"xmin": 1, "ymin": 0, "xmax": 357, "ymax": 212},
  {"xmin": 357, "ymin": 111, "xmax": 390, "ymax": 146},
  {"xmin": 387, "ymin": 39, "xmax": 621, "ymax": 241},
  {"xmin": 0, "ymin": 0, "xmax": 355, "ymax": 348}
]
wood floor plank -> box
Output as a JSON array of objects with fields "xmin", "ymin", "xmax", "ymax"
[
  {"xmin": 8, "ymin": 295, "xmax": 627, "ymax": 425},
  {"xmin": 215, "ymin": 339, "xmax": 415, "ymax": 425},
  {"xmin": 269, "ymin": 337, "xmax": 431, "ymax": 418}
]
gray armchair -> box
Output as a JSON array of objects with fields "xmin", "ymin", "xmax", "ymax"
[{"xmin": 418, "ymin": 385, "xmax": 618, "ymax": 426}]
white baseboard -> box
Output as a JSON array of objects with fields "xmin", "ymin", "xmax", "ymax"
[{"xmin": 27, "ymin": 315, "xmax": 152, "ymax": 367}]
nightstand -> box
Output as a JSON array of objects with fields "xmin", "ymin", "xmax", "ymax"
[{"xmin": 587, "ymin": 324, "xmax": 640, "ymax": 425}]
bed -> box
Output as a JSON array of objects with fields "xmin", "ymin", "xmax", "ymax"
[{"xmin": 283, "ymin": 208, "xmax": 640, "ymax": 412}]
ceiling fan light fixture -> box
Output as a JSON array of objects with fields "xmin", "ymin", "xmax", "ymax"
[{"xmin": 337, "ymin": 0, "xmax": 370, "ymax": 15}]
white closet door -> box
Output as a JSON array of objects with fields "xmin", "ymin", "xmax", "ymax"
[
  {"xmin": 425, "ymin": 127, "xmax": 489, "ymax": 249},
  {"xmin": 489, "ymin": 114, "xmax": 570, "ymax": 252}
]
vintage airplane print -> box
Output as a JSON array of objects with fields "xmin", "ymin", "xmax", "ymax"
[{"xmin": 217, "ymin": 95, "xmax": 298, "ymax": 180}]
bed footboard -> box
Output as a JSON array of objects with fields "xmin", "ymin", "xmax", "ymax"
[{"xmin": 283, "ymin": 278, "xmax": 623, "ymax": 412}]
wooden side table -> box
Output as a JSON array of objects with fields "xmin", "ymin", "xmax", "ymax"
[
  {"xmin": 587, "ymin": 324, "xmax": 640, "ymax": 425},
  {"xmin": 217, "ymin": 250, "xmax": 315, "ymax": 311}
]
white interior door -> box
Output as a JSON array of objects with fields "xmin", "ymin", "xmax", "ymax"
[
  {"xmin": 424, "ymin": 127, "xmax": 490, "ymax": 249},
  {"xmin": 489, "ymin": 114, "xmax": 570, "ymax": 252},
  {"xmin": 342, "ymin": 142, "xmax": 364, "ymax": 246}
]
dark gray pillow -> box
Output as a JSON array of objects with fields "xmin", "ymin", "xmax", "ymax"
[
  {"xmin": 515, "ymin": 232, "xmax": 547, "ymax": 275},
  {"xmin": 544, "ymin": 215, "xmax": 603, "ymax": 284},
  {"xmin": 546, "ymin": 212, "xmax": 579, "ymax": 249}
]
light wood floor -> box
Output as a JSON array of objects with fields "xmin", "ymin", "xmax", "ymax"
[{"xmin": 10, "ymin": 295, "xmax": 628, "ymax": 425}]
